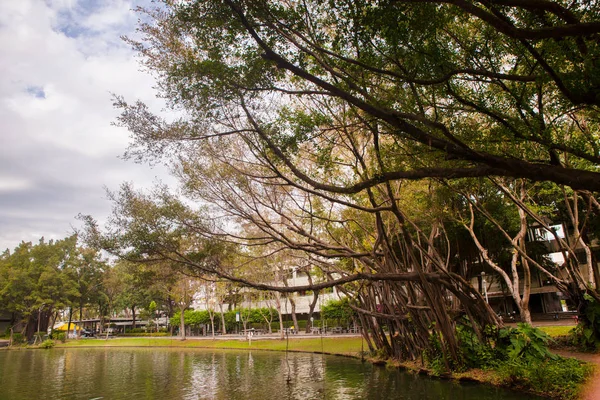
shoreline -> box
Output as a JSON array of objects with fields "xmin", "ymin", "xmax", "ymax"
[
  {"xmin": 15, "ymin": 335, "xmax": 599, "ymax": 399},
  {"xmin": 3, "ymin": 333, "xmax": 596, "ymax": 399}
]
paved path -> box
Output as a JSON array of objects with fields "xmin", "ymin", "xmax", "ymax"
[{"xmin": 114, "ymin": 332, "xmax": 362, "ymax": 341}]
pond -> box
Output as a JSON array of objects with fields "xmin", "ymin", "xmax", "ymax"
[{"xmin": 0, "ymin": 348, "xmax": 543, "ymax": 399}]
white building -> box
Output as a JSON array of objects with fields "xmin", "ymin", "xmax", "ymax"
[{"xmin": 191, "ymin": 269, "xmax": 344, "ymax": 317}]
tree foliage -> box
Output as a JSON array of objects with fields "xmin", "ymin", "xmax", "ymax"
[
  {"xmin": 0, "ymin": 235, "xmax": 105, "ymax": 338},
  {"xmin": 83, "ymin": 0, "xmax": 600, "ymax": 363}
]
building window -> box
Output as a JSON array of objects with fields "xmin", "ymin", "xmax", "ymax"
[{"xmin": 529, "ymin": 224, "xmax": 565, "ymax": 242}]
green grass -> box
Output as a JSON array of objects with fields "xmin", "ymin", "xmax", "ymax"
[
  {"xmin": 55, "ymin": 336, "xmax": 365, "ymax": 357},
  {"xmin": 539, "ymin": 326, "xmax": 574, "ymax": 337}
]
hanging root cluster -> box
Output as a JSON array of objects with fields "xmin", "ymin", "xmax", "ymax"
[{"xmin": 345, "ymin": 221, "xmax": 501, "ymax": 368}]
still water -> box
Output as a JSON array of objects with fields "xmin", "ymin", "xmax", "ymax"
[{"xmin": 0, "ymin": 348, "xmax": 542, "ymax": 400}]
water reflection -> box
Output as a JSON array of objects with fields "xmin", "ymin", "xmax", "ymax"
[{"xmin": 0, "ymin": 348, "xmax": 542, "ymax": 400}]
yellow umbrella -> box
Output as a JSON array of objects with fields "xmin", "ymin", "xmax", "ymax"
[{"xmin": 53, "ymin": 322, "xmax": 82, "ymax": 331}]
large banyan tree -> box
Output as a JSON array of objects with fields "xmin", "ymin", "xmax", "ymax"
[{"xmin": 90, "ymin": 0, "xmax": 600, "ymax": 361}]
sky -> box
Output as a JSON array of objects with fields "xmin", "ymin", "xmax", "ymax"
[{"xmin": 0, "ymin": 0, "xmax": 170, "ymax": 251}]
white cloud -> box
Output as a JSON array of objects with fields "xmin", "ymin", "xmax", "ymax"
[
  {"xmin": 0, "ymin": 0, "xmax": 171, "ymax": 251},
  {"xmin": 0, "ymin": 177, "xmax": 33, "ymax": 192}
]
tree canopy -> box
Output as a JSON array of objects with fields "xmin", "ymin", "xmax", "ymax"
[
  {"xmin": 82, "ymin": 0, "xmax": 600, "ymax": 361},
  {"xmin": 121, "ymin": 0, "xmax": 600, "ymax": 191}
]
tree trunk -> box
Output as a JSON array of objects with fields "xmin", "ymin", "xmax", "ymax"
[
  {"xmin": 261, "ymin": 311, "xmax": 274, "ymax": 333},
  {"xmin": 68, "ymin": 307, "xmax": 74, "ymax": 339},
  {"xmin": 79, "ymin": 299, "xmax": 84, "ymax": 329},
  {"xmin": 98, "ymin": 301, "xmax": 105, "ymax": 334},
  {"xmin": 305, "ymin": 288, "xmax": 319, "ymax": 333},
  {"xmin": 241, "ymin": 316, "xmax": 247, "ymax": 332},
  {"xmin": 289, "ymin": 296, "xmax": 299, "ymax": 333},
  {"xmin": 49, "ymin": 310, "xmax": 58, "ymax": 336},
  {"xmin": 275, "ymin": 295, "xmax": 285, "ymax": 339},
  {"xmin": 520, "ymin": 307, "xmax": 532, "ymax": 325},
  {"xmin": 179, "ymin": 307, "xmax": 186, "ymax": 340},
  {"xmin": 219, "ymin": 303, "xmax": 227, "ymax": 334},
  {"xmin": 519, "ymin": 240, "xmax": 533, "ymax": 325},
  {"xmin": 131, "ymin": 305, "xmax": 137, "ymax": 330}
]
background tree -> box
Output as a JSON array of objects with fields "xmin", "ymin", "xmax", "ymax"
[
  {"xmin": 168, "ymin": 274, "xmax": 201, "ymax": 340},
  {"xmin": 0, "ymin": 237, "xmax": 80, "ymax": 339},
  {"xmin": 113, "ymin": 261, "xmax": 155, "ymax": 331}
]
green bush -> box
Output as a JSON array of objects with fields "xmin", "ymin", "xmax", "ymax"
[
  {"xmin": 40, "ymin": 339, "xmax": 55, "ymax": 349},
  {"xmin": 52, "ymin": 332, "xmax": 66, "ymax": 342},
  {"xmin": 11, "ymin": 333, "xmax": 25, "ymax": 344},
  {"xmin": 424, "ymin": 330, "xmax": 451, "ymax": 375},
  {"xmin": 490, "ymin": 323, "xmax": 592, "ymax": 399},
  {"xmin": 497, "ymin": 323, "xmax": 556, "ymax": 362},
  {"xmin": 415, "ymin": 322, "xmax": 592, "ymax": 399},
  {"xmin": 570, "ymin": 322, "xmax": 598, "ymax": 351},
  {"xmin": 497, "ymin": 357, "xmax": 593, "ymax": 399},
  {"xmin": 456, "ymin": 323, "xmax": 500, "ymax": 369},
  {"xmin": 321, "ymin": 298, "xmax": 356, "ymax": 325},
  {"xmin": 569, "ymin": 294, "xmax": 600, "ymax": 351}
]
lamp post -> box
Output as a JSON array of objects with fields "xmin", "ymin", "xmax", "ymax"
[{"xmin": 481, "ymin": 271, "xmax": 488, "ymax": 304}]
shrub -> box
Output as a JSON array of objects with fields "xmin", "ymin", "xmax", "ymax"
[
  {"xmin": 40, "ymin": 339, "xmax": 55, "ymax": 349},
  {"xmin": 456, "ymin": 323, "xmax": 500, "ymax": 369},
  {"xmin": 11, "ymin": 333, "xmax": 25, "ymax": 344},
  {"xmin": 424, "ymin": 330, "xmax": 451, "ymax": 375},
  {"xmin": 497, "ymin": 357, "xmax": 593, "ymax": 399},
  {"xmin": 490, "ymin": 323, "xmax": 593, "ymax": 399},
  {"xmin": 321, "ymin": 298, "xmax": 356, "ymax": 326},
  {"xmin": 52, "ymin": 332, "xmax": 66, "ymax": 343},
  {"xmin": 570, "ymin": 322, "xmax": 599, "ymax": 351},
  {"xmin": 569, "ymin": 294, "xmax": 600, "ymax": 351},
  {"xmin": 497, "ymin": 323, "xmax": 556, "ymax": 362}
]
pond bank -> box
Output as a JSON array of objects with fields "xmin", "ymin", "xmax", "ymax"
[
  {"xmin": 45, "ymin": 335, "xmax": 593, "ymax": 399},
  {"xmin": 0, "ymin": 347, "xmax": 539, "ymax": 399}
]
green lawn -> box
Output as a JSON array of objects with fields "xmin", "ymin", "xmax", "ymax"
[
  {"xmin": 538, "ymin": 325, "xmax": 574, "ymax": 337},
  {"xmin": 56, "ymin": 336, "xmax": 366, "ymax": 357},
  {"xmin": 55, "ymin": 325, "xmax": 574, "ymax": 355}
]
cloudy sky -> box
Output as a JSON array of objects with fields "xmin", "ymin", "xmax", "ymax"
[{"xmin": 0, "ymin": 0, "xmax": 170, "ymax": 251}]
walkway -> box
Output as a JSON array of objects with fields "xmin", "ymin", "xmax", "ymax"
[{"xmin": 138, "ymin": 331, "xmax": 362, "ymax": 341}]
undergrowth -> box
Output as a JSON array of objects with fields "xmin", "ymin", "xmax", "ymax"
[{"xmin": 422, "ymin": 322, "xmax": 593, "ymax": 399}]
